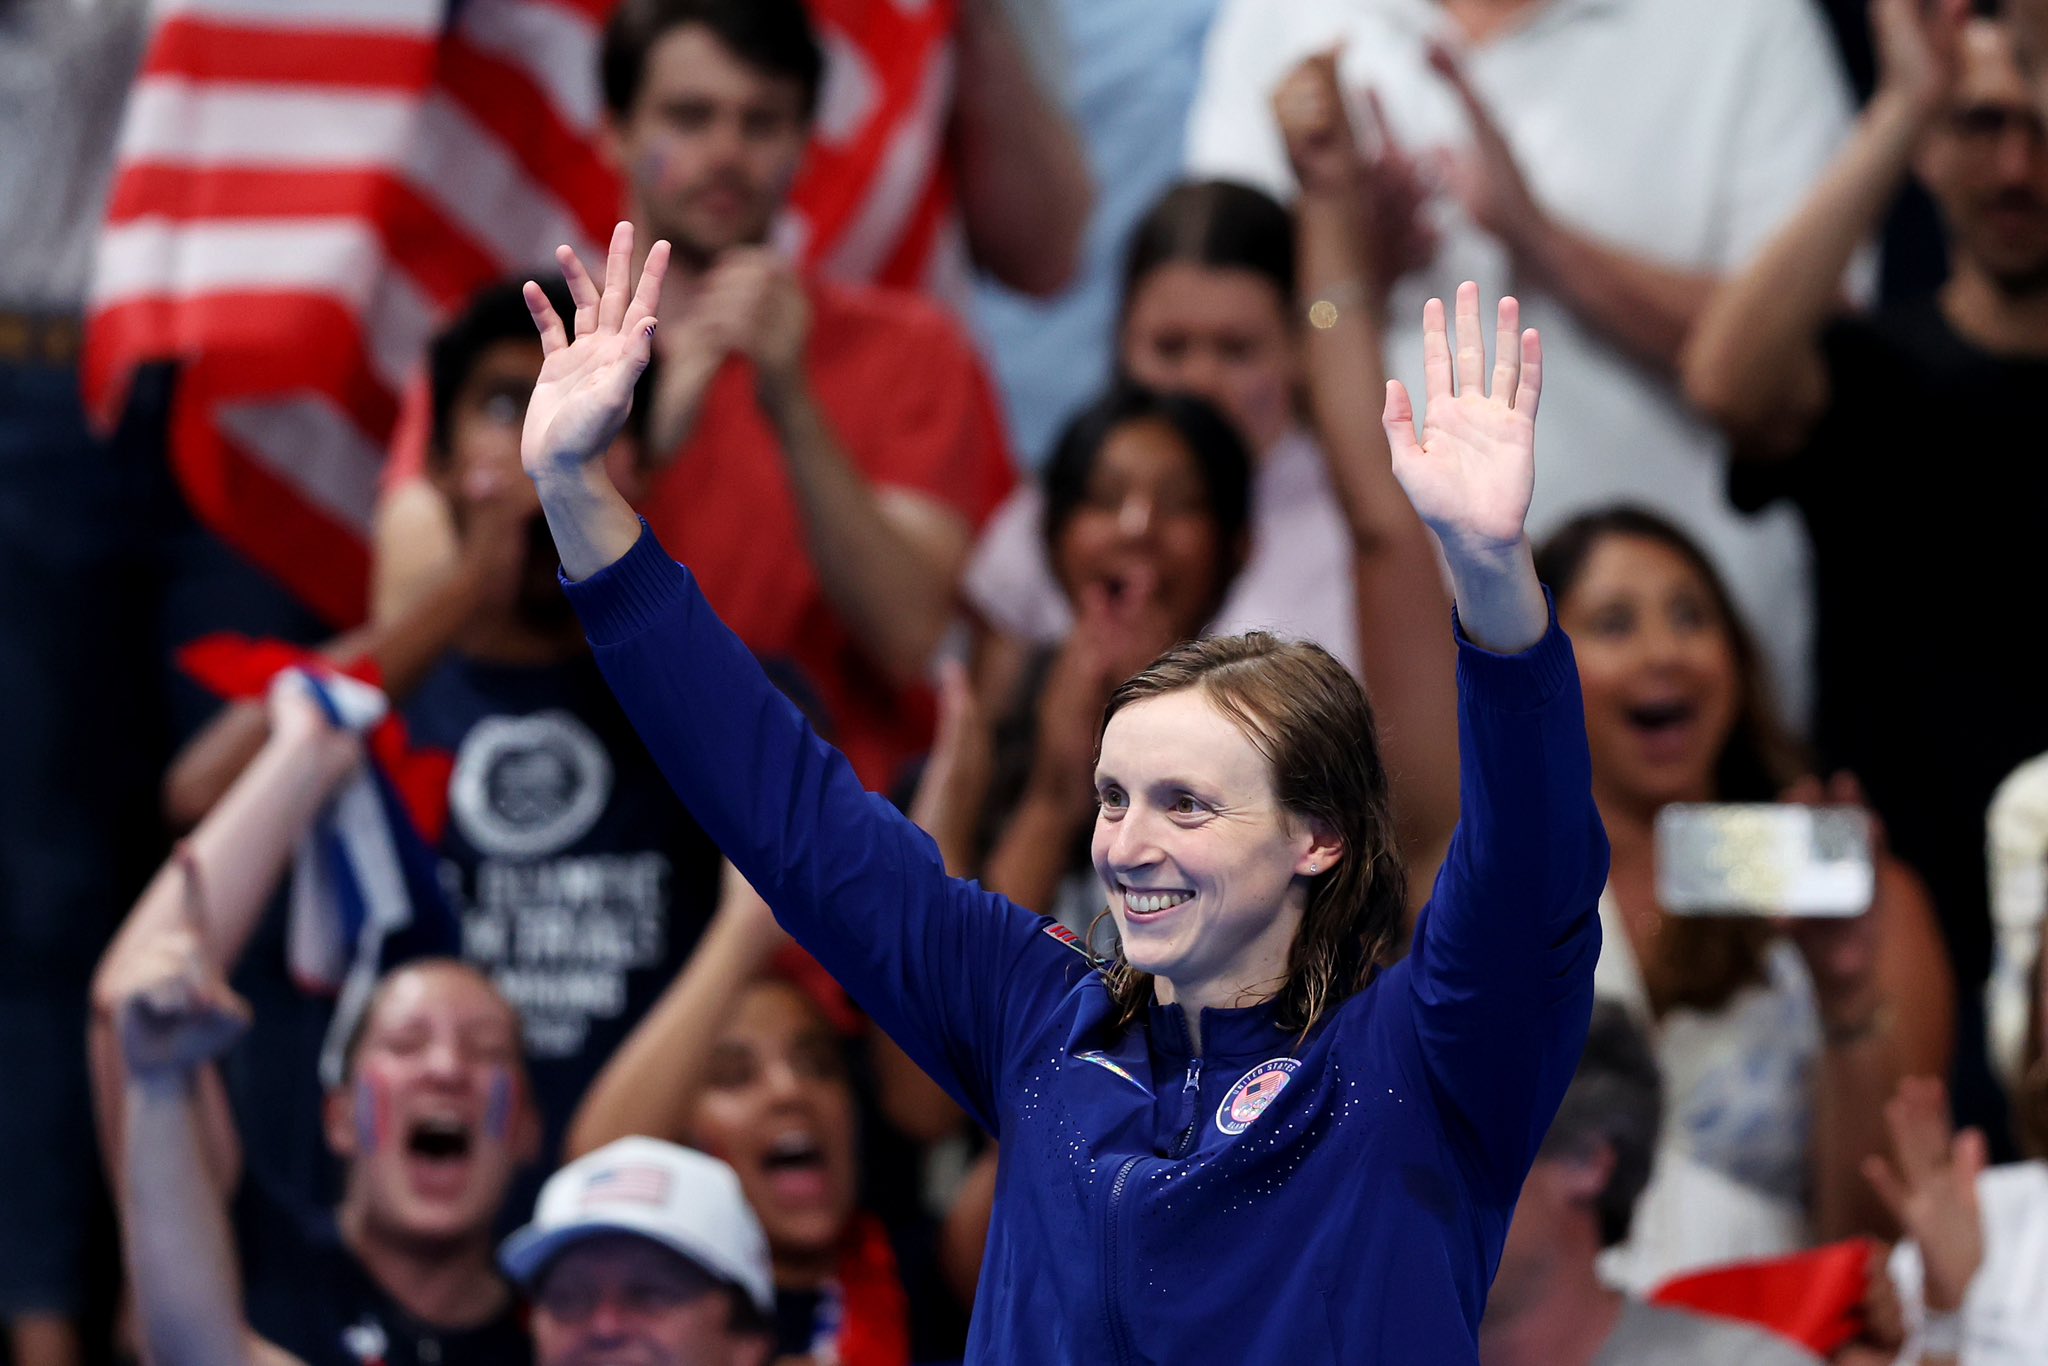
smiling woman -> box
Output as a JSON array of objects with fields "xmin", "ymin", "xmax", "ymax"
[{"xmin": 523, "ymin": 224, "xmax": 1607, "ymax": 1364}]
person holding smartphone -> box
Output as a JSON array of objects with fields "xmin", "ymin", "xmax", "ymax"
[
  {"xmin": 1533, "ymin": 507, "xmax": 1955, "ymax": 1289},
  {"xmin": 518, "ymin": 222, "xmax": 1606, "ymax": 1362}
]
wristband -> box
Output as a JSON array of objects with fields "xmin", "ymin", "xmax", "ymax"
[{"xmin": 1918, "ymin": 1303, "xmax": 1965, "ymax": 1357}]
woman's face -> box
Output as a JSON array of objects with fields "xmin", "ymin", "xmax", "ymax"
[
  {"xmin": 1050, "ymin": 417, "xmax": 1232, "ymax": 639},
  {"xmin": 1091, "ymin": 689, "xmax": 1324, "ymax": 1013},
  {"xmin": 688, "ymin": 980, "xmax": 858, "ymax": 1267},
  {"xmin": 1557, "ymin": 534, "xmax": 1743, "ymax": 812},
  {"xmin": 1120, "ymin": 262, "xmax": 1298, "ymax": 456}
]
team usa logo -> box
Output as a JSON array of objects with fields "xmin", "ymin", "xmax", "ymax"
[{"xmin": 1215, "ymin": 1058, "xmax": 1301, "ymax": 1136}]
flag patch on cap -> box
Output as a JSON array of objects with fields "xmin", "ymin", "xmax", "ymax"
[{"xmin": 581, "ymin": 1163, "xmax": 673, "ymax": 1207}]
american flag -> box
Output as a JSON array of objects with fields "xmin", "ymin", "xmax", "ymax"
[
  {"xmin": 84, "ymin": 0, "xmax": 620, "ymax": 626},
  {"xmin": 580, "ymin": 1161, "xmax": 675, "ymax": 1208},
  {"xmin": 84, "ymin": 0, "xmax": 964, "ymax": 627}
]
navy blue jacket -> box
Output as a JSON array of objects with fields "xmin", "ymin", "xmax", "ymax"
[{"xmin": 565, "ymin": 526, "xmax": 1607, "ymax": 1365}]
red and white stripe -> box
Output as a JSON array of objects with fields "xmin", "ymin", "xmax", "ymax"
[
  {"xmin": 84, "ymin": 0, "xmax": 966, "ymax": 625},
  {"xmin": 84, "ymin": 0, "xmax": 620, "ymax": 626}
]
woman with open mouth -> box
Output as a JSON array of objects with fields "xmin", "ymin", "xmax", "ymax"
[{"xmin": 518, "ymin": 222, "xmax": 1605, "ymax": 1364}]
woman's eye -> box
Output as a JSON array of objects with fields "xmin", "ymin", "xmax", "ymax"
[{"xmin": 1171, "ymin": 794, "xmax": 1204, "ymax": 815}]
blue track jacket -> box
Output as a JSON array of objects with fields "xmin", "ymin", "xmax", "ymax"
[{"xmin": 565, "ymin": 526, "xmax": 1607, "ymax": 1365}]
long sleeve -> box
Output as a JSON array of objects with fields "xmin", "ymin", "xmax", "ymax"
[
  {"xmin": 563, "ymin": 525, "xmax": 1085, "ymax": 1133},
  {"xmin": 1405, "ymin": 603, "xmax": 1608, "ymax": 1197}
]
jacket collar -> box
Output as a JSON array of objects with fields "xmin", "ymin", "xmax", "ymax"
[{"xmin": 1147, "ymin": 996, "xmax": 1303, "ymax": 1062}]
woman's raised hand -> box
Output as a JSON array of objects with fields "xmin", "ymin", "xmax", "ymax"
[
  {"xmin": 521, "ymin": 221, "xmax": 672, "ymax": 483},
  {"xmin": 1382, "ymin": 282, "xmax": 1539, "ymax": 563}
]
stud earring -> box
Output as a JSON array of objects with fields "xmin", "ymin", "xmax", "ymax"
[{"xmin": 1308, "ymin": 861, "xmax": 1320, "ymax": 874}]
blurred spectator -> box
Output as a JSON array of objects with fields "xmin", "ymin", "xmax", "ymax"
[
  {"xmin": 1536, "ymin": 509, "xmax": 1955, "ymax": 1285},
  {"xmin": 1183, "ymin": 0, "xmax": 1859, "ymax": 722},
  {"xmin": 502, "ymin": 1138, "xmax": 775, "ymax": 1366},
  {"xmin": 973, "ymin": 385, "xmax": 1256, "ymax": 929},
  {"xmin": 1684, "ymin": 2, "xmax": 2048, "ymax": 1128},
  {"xmin": 794, "ymin": 0, "xmax": 1091, "ymax": 302},
  {"xmin": 162, "ymin": 281, "xmax": 726, "ymax": 1225},
  {"xmin": 1271, "ymin": 47, "xmax": 1462, "ymax": 903},
  {"xmin": 1867, "ymin": 1076, "xmax": 2028, "ymax": 1365},
  {"xmin": 972, "ymin": 0, "xmax": 1226, "ymax": 462},
  {"xmin": 566, "ymin": 872, "xmax": 964, "ymax": 1365},
  {"xmin": 1481, "ymin": 1003, "xmax": 1823, "ymax": 1365},
  {"xmin": 1861, "ymin": 906, "xmax": 2048, "ymax": 1362},
  {"xmin": 963, "ymin": 182, "xmax": 1359, "ymax": 679},
  {"xmin": 90, "ymin": 681, "xmax": 538, "ymax": 1364},
  {"xmin": 0, "ymin": 1, "xmax": 151, "ymax": 1361},
  {"xmin": 378, "ymin": 0, "xmax": 1016, "ymax": 791}
]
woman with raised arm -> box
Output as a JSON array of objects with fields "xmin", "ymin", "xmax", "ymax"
[{"xmin": 521, "ymin": 222, "xmax": 1606, "ymax": 1362}]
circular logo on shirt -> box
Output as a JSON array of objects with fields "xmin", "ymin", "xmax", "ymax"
[
  {"xmin": 448, "ymin": 711, "xmax": 612, "ymax": 858},
  {"xmin": 1216, "ymin": 1057, "xmax": 1301, "ymax": 1136}
]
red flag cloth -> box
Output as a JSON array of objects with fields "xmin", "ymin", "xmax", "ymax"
[
  {"xmin": 175, "ymin": 633, "xmax": 454, "ymax": 843},
  {"xmin": 1649, "ymin": 1238, "xmax": 1876, "ymax": 1355},
  {"xmin": 835, "ymin": 1211, "xmax": 912, "ymax": 1366},
  {"xmin": 85, "ymin": 0, "xmax": 965, "ymax": 627}
]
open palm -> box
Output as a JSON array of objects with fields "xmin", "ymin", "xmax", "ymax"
[
  {"xmin": 1383, "ymin": 283, "xmax": 1540, "ymax": 559},
  {"xmin": 520, "ymin": 220, "xmax": 671, "ymax": 481}
]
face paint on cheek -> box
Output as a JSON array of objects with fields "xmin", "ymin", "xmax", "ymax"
[
  {"xmin": 354, "ymin": 1073, "xmax": 391, "ymax": 1157},
  {"xmin": 484, "ymin": 1068, "xmax": 515, "ymax": 1144}
]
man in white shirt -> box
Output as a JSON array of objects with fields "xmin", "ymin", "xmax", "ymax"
[{"xmin": 1184, "ymin": 0, "xmax": 1859, "ymax": 720}]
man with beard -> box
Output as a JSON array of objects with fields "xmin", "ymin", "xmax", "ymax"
[{"xmin": 1685, "ymin": 1, "xmax": 2048, "ymax": 1132}]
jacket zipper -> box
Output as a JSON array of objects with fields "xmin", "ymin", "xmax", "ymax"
[
  {"xmin": 1102, "ymin": 1155, "xmax": 1140, "ymax": 1366},
  {"xmin": 1102, "ymin": 1058, "xmax": 1204, "ymax": 1362},
  {"xmin": 1171, "ymin": 1059, "xmax": 1204, "ymax": 1157}
]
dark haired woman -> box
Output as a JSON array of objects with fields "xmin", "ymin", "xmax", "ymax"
[
  {"xmin": 964, "ymin": 180, "xmax": 1361, "ymax": 674},
  {"xmin": 975, "ymin": 382, "xmax": 1256, "ymax": 932},
  {"xmin": 1536, "ymin": 508, "xmax": 1953, "ymax": 1286},
  {"xmin": 519, "ymin": 222, "xmax": 1605, "ymax": 1361}
]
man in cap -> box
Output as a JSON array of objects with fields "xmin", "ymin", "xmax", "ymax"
[{"xmin": 504, "ymin": 1137, "xmax": 775, "ymax": 1366}]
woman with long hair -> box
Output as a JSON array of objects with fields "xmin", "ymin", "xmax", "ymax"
[
  {"xmin": 518, "ymin": 222, "xmax": 1605, "ymax": 1361},
  {"xmin": 1537, "ymin": 509, "xmax": 1952, "ymax": 1282},
  {"xmin": 962, "ymin": 180, "xmax": 1360, "ymax": 677}
]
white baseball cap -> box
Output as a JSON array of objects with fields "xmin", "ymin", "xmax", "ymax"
[{"xmin": 500, "ymin": 1137, "xmax": 773, "ymax": 1313}]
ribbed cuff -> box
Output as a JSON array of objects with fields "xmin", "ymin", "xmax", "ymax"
[
  {"xmin": 1453, "ymin": 589, "xmax": 1579, "ymax": 711},
  {"xmin": 560, "ymin": 519, "xmax": 694, "ymax": 645}
]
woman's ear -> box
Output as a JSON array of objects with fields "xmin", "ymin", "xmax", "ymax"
[{"xmin": 1296, "ymin": 818, "xmax": 1344, "ymax": 877}]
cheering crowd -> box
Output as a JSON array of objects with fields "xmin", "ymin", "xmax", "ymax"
[{"xmin": 8, "ymin": 0, "xmax": 2048, "ymax": 1360}]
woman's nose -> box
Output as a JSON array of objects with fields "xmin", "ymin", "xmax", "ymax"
[{"xmin": 1116, "ymin": 493, "xmax": 1156, "ymax": 539}]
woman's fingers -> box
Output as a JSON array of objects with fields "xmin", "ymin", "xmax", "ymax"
[
  {"xmin": 1491, "ymin": 295, "xmax": 1520, "ymax": 401},
  {"xmin": 1382, "ymin": 379, "xmax": 1420, "ymax": 461},
  {"xmin": 623, "ymin": 238, "xmax": 671, "ymax": 332},
  {"xmin": 556, "ymin": 243, "xmax": 600, "ymax": 336},
  {"xmin": 1453, "ymin": 281, "xmax": 1485, "ymax": 395},
  {"xmin": 1513, "ymin": 328, "xmax": 1543, "ymax": 416},
  {"xmin": 1420, "ymin": 297, "xmax": 1453, "ymax": 400},
  {"xmin": 597, "ymin": 220, "xmax": 634, "ymax": 332},
  {"xmin": 523, "ymin": 280, "xmax": 569, "ymax": 355}
]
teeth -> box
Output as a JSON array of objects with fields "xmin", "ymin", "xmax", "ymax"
[
  {"xmin": 770, "ymin": 1132, "xmax": 818, "ymax": 1160},
  {"xmin": 1126, "ymin": 890, "xmax": 1193, "ymax": 915}
]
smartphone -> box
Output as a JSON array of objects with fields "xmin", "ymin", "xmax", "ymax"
[{"xmin": 1654, "ymin": 804, "xmax": 1874, "ymax": 918}]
